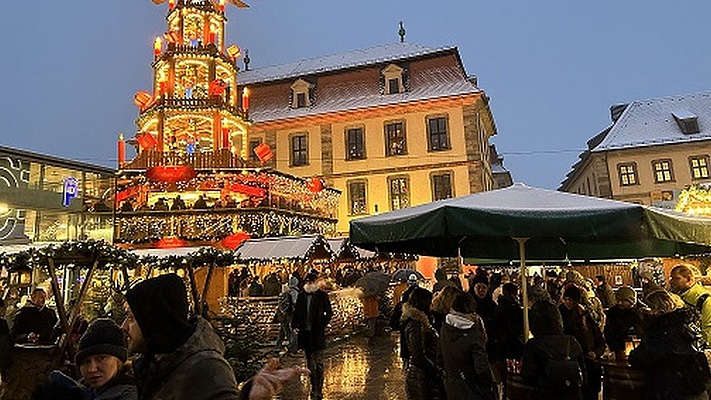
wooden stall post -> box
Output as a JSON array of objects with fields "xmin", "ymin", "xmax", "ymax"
[
  {"xmin": 59, "ymin": 259, "xmax": 98, "ymax": 360},
  {"xmin": 122, "ymin": 264, "xmax": 131, "ymax": 291},
  {"xmin": 47, "ymin": 258, "xmax": 70, "ymax": 336},
  {"xmin": 186, "ymin": 263, "xmax": 202, "ymax": 315},
  {"xmin": 199, "ymin": 263, "xmax": 216, "ymax": 317}
]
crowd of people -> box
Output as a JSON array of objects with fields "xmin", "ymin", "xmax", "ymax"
[
  {"xmin": 388, "ymin": 264, "xmax": 711, "ymax": 400},
  {"xmin": 2, "ymin": 262, "xmax": 711, "ymax": 400}
]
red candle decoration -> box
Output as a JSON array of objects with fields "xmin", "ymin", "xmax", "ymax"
[
  {"xmin": 218, "ymin": 0, "xmax": 226, "ymax": 11},
  {"xmin": 253, "ymin": 143, "xmax": 273, "ymax": 163},
  {"xmin": 117, "ymin": 134, "xmax": 125, "ymax": 166},
  {"xmin": 154, "ymin": 37, "xmax": 162, "ymax": 56},
  {"xmin": 168, "ymin": 0, "xmax": 176, "ymax": 10},
  {"xmin": 222, "ymin": 128, "xmax": 230, "ymax": 148},
  {"xmin": 209, "ymin": 31, "xmax": 217, "ymax": 44},
  {"xmin": 241, "ymin": 87, "xmax": 250, "ymax": 110}
]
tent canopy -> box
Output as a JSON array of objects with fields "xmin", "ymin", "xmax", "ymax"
[{"xmin": 350, "ymin": 183, "xmax": 711, "ymax": 261}]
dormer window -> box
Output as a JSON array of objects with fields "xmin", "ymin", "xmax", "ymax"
[
  {"xmin": 382, "ymin": 64, "xmax": 405, "ymax": 95},
  {"xmin": 291, "ymin": 78, "xmax": 313, "ymax": 108},
  {"xmin": 672, "ymin": 110, "xmax": 700, "ymax": 134}
]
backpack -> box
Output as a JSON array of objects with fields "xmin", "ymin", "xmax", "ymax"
[
  {"xmin": 540, "ymin": 337, "xmax": 583, "ymax": 397},
  {"xmin": 273, "ymin": 292, "xmax": 294, "ymax": 323},
  {"xmin": 683, "ymin": 293, "xmax": 709, "ymax": 351}
]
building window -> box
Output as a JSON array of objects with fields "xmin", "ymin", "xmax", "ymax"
[
  {"xmin": 427, "ymin": 116, "xmax": 450, "ymax": 151},
  {"xmin": 382, "ymin": 64, "xmax": 405, "ymax": 95},
  {"xmin": 618, "ymin": 163, "xmax": 638, "ymax": 186},
  {"xmin": 248, "ymin": 139, "xmax": 262, "ymax": 162},
  {"xmin": 290, "ymin": 78, "xmax": 313, "ymax": 108},
  {"xmin": 290, "ymin": 134, "xmax": 308, "ymax": 166},
  {"xmin": 652, "ymin": 159, "xmax": 674, "ymax": 183},
  {"xmin": 348, "ymin": 180, "xmax": 367, "ymax": 215},
  {"xmin": 690, "ymin": 155, "xmax": 710, "ymax": 179},
  {"xmin": 432, "ymin": 172, "xmax": 453, "ymax": 201},
  {"xmin": 389, "ymin": 176, "xmax": 410, "ymax": 210},
  {"xmin": 385, "ymin": 121, "xmax": 407, "ymax": 156},
  {"xmin": 345, "ymin": 127, "xmax": 365, "ymax": 160}
]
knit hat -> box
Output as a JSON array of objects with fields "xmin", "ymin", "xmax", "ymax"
[
  {"xmin": 304, "ymin": 270, "xmax": 319, "ymax": 283},
  {"xmin": 471, "ymin": 273, "xmax": 489, "ymax": 286},
  {"xmin": 562, "ymin": 284, "xmax": 582, "ymax": 303},
  {"xmin": 75, "ymin": 319, "xmax": 128, "ymax": 365},
  {"xmin": 615, "ymin": 286, "xmax": 637, "ymax": 304},
  {"xmin": 125, "ymin": 274, "xmax": 193, "ymax": 354}
]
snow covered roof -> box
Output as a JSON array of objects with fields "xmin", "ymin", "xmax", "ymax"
[
  {"xmin": 239, "ymin": 42, "xmax": 459, "ymax": 85},
  {"xmin": 234, "ymin": 234, "xmax": 333, "ymax": 262},
  {"xmin": 130, "ymin": 247, "xmax": 212, "ymax": 258},
  {"xmin": 240, "ymin": 42, "xmax": 480, "ymax": 124},
  {"xmin": 593, "ymin": 91, "xmax": 711, "ymax": 152}
]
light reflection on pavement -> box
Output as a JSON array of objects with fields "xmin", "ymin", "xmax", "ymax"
[{"xmin": 275, "ymin": 333, "xmax": 406, "ymax": 400}]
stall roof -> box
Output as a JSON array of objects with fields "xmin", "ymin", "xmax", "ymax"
[
  {"xmin": 327, "ymin": 237, "xmax": 376, "ymax": 260},
  {"xmin": 0, "ymin": 242, "xmax": 63, "ymax": 255},
  {"xmin": 235, "ymin": 235, "xmax": 333, "ymax": 262},
  {"xmin": 130, "ymin": 247, "xmax": 213, "ymax": 258}
]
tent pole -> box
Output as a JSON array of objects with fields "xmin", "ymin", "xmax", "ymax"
[{"xmin": 514, "ymin": 237, "xmax": 530, "ymax": 341}]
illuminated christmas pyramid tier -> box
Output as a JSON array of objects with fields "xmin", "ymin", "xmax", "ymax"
[
  {"xmin": 124, "ymin": 0, "xmax": 250, "ymax": 172},
  {"xmin": 111, "ymin": 0, "xmax": 340, "ymax": 249}
]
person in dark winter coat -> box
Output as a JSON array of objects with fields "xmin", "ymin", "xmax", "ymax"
[
  {"xmin": 11, "ymin": 287, "xmax": 57, "ymax": 344},
  {"xmin": 594, "ymin": 275, "xmax": 616, "ymax": 309},
  {"xmin": 521, "ymin": 300, "xmax": 585, "ymax": 400},
  {"xmin": 292, "ymin": 270, "xmax": 333, "ymax": 400},
  {"xmin": 32, "ymin": 318, "xmax": 137, "ymax": 400},
  {"xmin": 493, "ymin": 282, "xmax": 524, "ymax": 361},
  {"xmin": 470, "ymin": 274, "xmax": 497, "ymax": 364},
  {"xmin": 0, "ymin": 299, "xmax": 12, "ymax": 381},
  {"xmin": 432, "ymin": 268, "xmax": 455, "ymax": 294},
  {"xmin": 122, "ymin": 274, "xmax": 306, "ymax": 400},
  {"xmin": 559, "ymin": 285, "xmax": 605, "ymax": 400},
  {"xmin": 604, "ymin": 286, "xmax": 646, "ymax": 361},
  {"xmin": 401, "ymin": 287, "xmax": 444, "ymax": 400},
  {"xmin": 629, "ymin": 289, "xmax": 711, "ymax": 400},
  {"xmin": 439, "ymin": 292, "xmax": 494, "ymax": 400}
]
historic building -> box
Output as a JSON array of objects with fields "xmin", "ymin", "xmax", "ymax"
[
  {"xmin": 238, "ymin": 40, "xmax": 501, "ymax": 233},
  {"xmin": 560, "ymin": 91, "xmax": 711, "ymax": 206},
  {"xmin": 0, "ymin": 145, "xmax": 115, "ymax": 245}
]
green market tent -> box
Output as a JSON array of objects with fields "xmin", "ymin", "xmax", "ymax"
[{"xmin": 350, "ymin": 183, "xmax": 711, "ymax": 337}]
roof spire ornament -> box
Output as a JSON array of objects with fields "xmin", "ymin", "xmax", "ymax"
[
  {"xmin": 398, "ymin": 21, "xmax": 406, "ymax": 43},
  {"xmin": 244, "ymin": 49, "xmax": 251, "ymax": 71}
]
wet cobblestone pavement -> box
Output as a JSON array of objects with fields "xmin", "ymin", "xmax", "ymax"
[{"xmin": 275, "ymin": 332, "xmax": 406, "ymax": 400}]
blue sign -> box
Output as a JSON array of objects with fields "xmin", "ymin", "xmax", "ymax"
[{"xmin": 62, "ymin": 177, "xmax": 78, "ymax": 207}]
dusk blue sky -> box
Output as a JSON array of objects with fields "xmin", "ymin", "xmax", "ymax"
[{"xmin": 1, "ymin": 1, "xmax": 710, "ymax": 190}]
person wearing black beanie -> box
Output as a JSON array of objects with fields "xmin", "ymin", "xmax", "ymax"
[{"xmin": 121, "ymin": 274, "xmax": 307, "ymax": 400}]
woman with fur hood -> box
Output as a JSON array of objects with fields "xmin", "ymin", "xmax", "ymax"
[
  {"xmin": 439, "ymin": 292, "xmax": 495, "ymax": 400},
  {"xmin": 400, "ymin": 287, "xmax": 445, "ymax": 400}
]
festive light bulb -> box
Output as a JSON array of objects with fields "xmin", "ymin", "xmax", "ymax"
[
  {"xmin": 219, "ymin": 0, "xmax": 226, "ymax": 11},
  {"xmin": 227, "ymin": 45, "xmax": 241, "ymax": 59},
  {"xmin": 168, "ymin": 0, "xmax": 176, "ymax": 9}
]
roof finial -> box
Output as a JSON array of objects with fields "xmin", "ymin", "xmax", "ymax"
[
  {"xmin": 244, "ymin": 49, "xmax": 250, "ymax": 71},
  {"xmin": 398, "ymin": 21, "xmax": 406, "ymax": 43}
]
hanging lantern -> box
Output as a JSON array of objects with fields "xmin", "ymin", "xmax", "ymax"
[
  {"xmin": 117, "ymin": 134, "xmax": 125, "ymax": 166},
  {"xmin": 241, "ymin": 87, "xmax": 250, "ymax": 110},
  {"xmin": 220, "ymin": 232, "xmax": 250, "ymax": 250},
  {"xmin": 253, "ymin": 143, "xmax": 273, "ymax": 163},
  {"xmin": 165, "ymin": 31, "xmax": 180, "ymax": 43},
  {"xmin": 307, "ymin": 177, "xmax": 324, "ymax": 193},
  {"xmin": 227, "ymin": 45, "xmax": 241, "ymax": 59},
  {"xmin": 135, "ymin": 132, "xmax": 158, "ymax": 150},
  {"xmin": 146, "ymin": 165, "xmax": 197, "ymax": 183},
  {"xmin": 158, "ymin": 80, "xmax": 169, "ymax": 95},
  {"xmin": 134, "ymin": 91, "xmax": 156, "ymax": 110},
  {"xmin": 154, "ymin": 37, "xmax": 163, "ymax": 56},
  {"xmin": 208, "ymin": 79, "xmax": 227, "ymax": 96},
  {"xmin": 154, "ymin": 236, "xmax": 189, "ymax": 249}
]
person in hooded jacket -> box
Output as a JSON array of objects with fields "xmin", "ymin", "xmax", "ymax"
[
  {"xmin": 292, "ymin": 270, "xmax": 333, "ymax": 400},
  {"xmin": 629, "ymin": 289, "xmax": 711, "ymax": 400},
  {"xmin": 603, "ymin": 286, "xmax": 646, "ymax": 361},
  {"xmin": 401, "ymin": 287, "xmax": 444, "ymax": 400},
  {"xmin": 122, "ymin": 274, "xmax": 307, "ymax": 400},
  {"xmin": 439, "ymin": 292, "xmax": 494, "ymax": 400},
  {"xmin": 492, "ymin": 282, "xmax": 524, "ymax": 387},
  {"xmin": 521, "ymin": 300, "xmax": 585, "ymax": 400}
]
